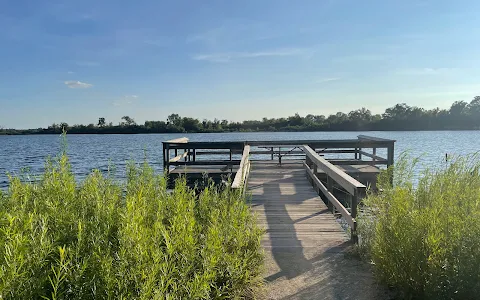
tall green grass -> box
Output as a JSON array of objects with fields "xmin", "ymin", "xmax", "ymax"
[
  {"xmin": 358, "ymin": 154, "xmax": 480, "ymax": 299},
  {"xmin": 0, "ymin": 153, "xmax": 263, "ymax": 299}
]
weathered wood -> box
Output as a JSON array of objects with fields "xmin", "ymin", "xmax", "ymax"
[
  {"xmin": 232, "ymin": 145, "xmax": 250, "ymax": 189},
  {"xmin": 169, "ymin": 160, "xmax": 241, "ymax": 166},
  {"xmin": 304, "ymin": 163, "xmax": 354, "ymax": 228},
  {"xmin": 387, "ymin": 145, "xmax": 395, "ymax": 167},
  {"xmin": 358, "ymin": 150, "xmax": 386, "ymax": 162},
  {"xmin": 163, "ymin": 137, "xmax": 189, "ymax": 144},
  {"xmin": 302, "ymin": 146, "xmax": 366, "ymax": 196},
  {"xmin": 328, "ymin": 159, "xmax": 388, "ymax": 165},
  {"xmin": 167, "ymin": 141, "xmax": 244, "ymax": 150},
  {"xmin": 169, "ymin": 151, "xmax": 189, "ymax": 163},
  {"xmin": 357, "ymin": 135, "xmax": 396, "ymax": 142}
]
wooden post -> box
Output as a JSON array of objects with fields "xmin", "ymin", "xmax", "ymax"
[
  {"xmin": 192, "ymin": 149, "xmax": 196, "ymax": 162},
  {"xmin": 372, "ymin": 147, "xmax": 376, "ymax": 163},
  {"xmin": 271, "ymin": 147, "xmax": 274, "ymax": 160},
  {"xmin": 327, "ymin": 176, "xmax": 334, "ymax": 212},
  {"xmin": 174, "ymin": 149, "xmax": 178, "ymax": 157},
  {"xmin": 358, "ymin": 148, "xmax": 362, "ymax": 160},
  {"xmin": 351, "ymin": 189, "xmax": 362, "ymax": 243},
  {"xmin": 230, "ymin": 149, "xmax": 232, "ymax": 161},
  {"xmin": 354, "ymin": 147, "xmax": 358, "ymax": 160},
  {"xmin": 278, "ymin": 147, "xmax": 282, "ymax": 165},
  {"xmin": 165, "ymin": 144, "xmax": 170, "ymax": 172},
  {"xmin": 387, "ymin": 144, "xmax": 394, "ymax": 167}
]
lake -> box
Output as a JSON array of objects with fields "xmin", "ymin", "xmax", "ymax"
[{"xmin": 1, "ymin": 131, "xmax": 479, "ymax": 189}]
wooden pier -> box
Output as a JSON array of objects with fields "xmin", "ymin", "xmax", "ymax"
[{"xmin": 163, "ymin": 136, "xmax": 395, "ymax": 299}]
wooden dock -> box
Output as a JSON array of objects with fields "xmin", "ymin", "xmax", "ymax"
[
  {"xmin": 249, "ymin": 160, "xmax": 387, "ymax": 299},
  {"xmin": 163, "ymin": 136, "xmax": 396, "ymax": 299}
]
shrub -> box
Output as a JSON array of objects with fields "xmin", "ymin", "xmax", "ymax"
[
  {"xmin": 0, "ymin": 153, "xmax": 263, "ymax": 299},
  {"xmin": 358, "ymin": 154, "xmax": 480, "ymax": 299}
]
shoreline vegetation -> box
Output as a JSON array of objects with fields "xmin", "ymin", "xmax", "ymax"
[
  {"xmin": 2, "ymin": 98, "xmax": 480, "ymax": 135},
  {"xmin": 358, "ymin": 154, "xmax": 480, "ymax": 299},
  {"xmin": 0, "ymin": 144, "xmax": 264, "ymax": 299}
]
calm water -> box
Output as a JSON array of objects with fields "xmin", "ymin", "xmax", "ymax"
[{"xmin": 1, "ymin": 131, "xmax": 479, "ymax": 189}]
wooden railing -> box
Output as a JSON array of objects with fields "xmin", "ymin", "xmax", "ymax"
[
  {"xmin": 302, "ymin": 145, "xmax": 366, "ymax": 241},
  {"xmin": 231, "ymin": 145, "xmax": 250, "ymax": 193}
]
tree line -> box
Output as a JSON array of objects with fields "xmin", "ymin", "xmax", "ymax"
[{"xmin": 2, "ymin": 97, "xmax": 480, "ymax": 135}]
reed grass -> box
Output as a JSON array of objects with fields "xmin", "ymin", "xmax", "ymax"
[
  {"xmin": 358, "ymin": 153, "xmax": 480, "ymax": 299},
  {"xmin": 0, "ymin": 151, "xmax": 263, "ymax": 299}
]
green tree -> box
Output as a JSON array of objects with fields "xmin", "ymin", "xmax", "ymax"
[
  {"xmin": 97, "ymin": 117, "xmax": 106, "ymax": 127},
  {"xmin": 121, "ymin": 116, "xmax": 136, "ymax": 126}
]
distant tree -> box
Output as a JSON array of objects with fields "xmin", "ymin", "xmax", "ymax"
[
  {"xmin": 60, "ymin": 122, "xmax": 69, "ymax": 131},
  {"xmin": 121, "ymin": 116, "xmax": 136, "ymax": 126},
  {"xmin": 182, "ymin": 117, "xmax": 200, "ymax": 132},
  {"xmin": 98, "ymin": 117, "xmax": 106, "ymax": 127},
  {"xmin": 167, "ymin": 114, "xmax": 182, "ymax": 127},
  {"xmin": 450, "ymin": 101, "xmax": 468, "ymax": 116},
  {"xmin": 287, "ymin": 113, "xmax": 303, "ymax": 127}
]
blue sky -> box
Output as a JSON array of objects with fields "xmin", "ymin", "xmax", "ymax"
[{"xmin": 1, "ymin": 0, "xmax": 480, "ymax": 128}]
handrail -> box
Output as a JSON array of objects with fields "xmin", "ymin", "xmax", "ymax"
[
  {"xmin": 302, "ymin": 146, "xmax": 365, "ymax": 195},
  {"xmin": 232, "ymin": 145, "xmax": 250, "ymax": 189},
  {"xmin": 302, "ymin": 145, "xmax": 366, "ymax": 241},
  {"xmin": 169, "ymin": 151, "xmax": 188, "ymax": 163},
  {"xmin": 357, "ymin": 135, "xmax": 396, "ymax": 142},
  {"xmin": 163, "ymin": 137, "xmax": 189, "ymax": 144},
  {"xmin": 304, "ymin": 162, "xmax": 355, "ymax": 228}
]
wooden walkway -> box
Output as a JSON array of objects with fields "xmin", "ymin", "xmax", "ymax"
[{"xmin": 248, "ymin": 161, "xmax": 387, "ymax": 300}]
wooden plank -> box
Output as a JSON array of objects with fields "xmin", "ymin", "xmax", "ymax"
[
  {"xmin": 169, "ymin": 151, "xmax": 188, "ymax": 162},
  {"xmin": 163, "ymin": 137, "xmax": 189, "ymax": 144},
  {"xmin": 232, "ymin": 145, "xmax": 250, "ymax": 189},
  {"xmin": 304, "ymin": 163, "xmax": 355, "ymax": 228},
  {"xmin": 328, "ymin": 159, "xmax": 388, "ymax": 166},
  {"xmin": 357, "ymin": 135, "xmax": 396, "ymax": 142},
  {"xmin": 170, "ymin": 160, "xmax": 241, "ymax": 166},
  {"xmin": 168, "ymin": 142, "xmax": 245, "ymax": 150},
  {"xmin": 302, "ymin": 145, "xmax": 366, "ymax": 195},
  {"xmin": 358, "ymin": 150, "xmax": 386, "ymax": 161}
]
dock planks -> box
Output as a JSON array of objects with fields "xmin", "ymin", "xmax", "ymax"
[{"xmin": 248, "ymin": 161, "xmax": 387, "ymax": 300}]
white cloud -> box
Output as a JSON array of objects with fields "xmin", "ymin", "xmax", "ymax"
[
  {"xmin": 333, "ymin": 54, "xmax": 387, "ymax": 63},
  {"xmin": 395, "ymin": 68, "xmax": 456, "ymax": 76},
  {"xmin": 112, "ymin": 95, "xmax": 139, "ymax": 106},
  {"xmin": 192, "ymin": 48, "xmax": 314, "ymax": 63},
  {"xmin": 64, "ymin": 80, "xmax": 93, "ymax": 89},
  {"xmin": 317, "ymin": 77, "xmax": 341, "ymax": 83}
]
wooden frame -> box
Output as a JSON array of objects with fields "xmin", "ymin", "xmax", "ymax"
[
  {"xmin": 232, "ymin": 145, "xmax": 250, "ymax": 190},
  {"xmin": 302, "ymin": 145, "xmax": 367, "ymax": 241}
]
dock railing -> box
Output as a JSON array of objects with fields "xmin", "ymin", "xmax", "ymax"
[
  {"xmin": 231, "ymin": 145, "xmax": 251, "ymax": 192},
  {"xmin": 302, "ymin": 145, "xmax": 367, "ymax": 241}
]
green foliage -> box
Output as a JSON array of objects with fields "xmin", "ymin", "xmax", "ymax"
[
  {"xmin": 4, "ymin": 96, "xmax": 480, "ymax": 134},
  {"xmin": 0, "ymin": 154, "xmax": 263, "ymax": 299},
  {"xmin": 358, "ymin": 154, "xmax": 480, "ymax": 299}
]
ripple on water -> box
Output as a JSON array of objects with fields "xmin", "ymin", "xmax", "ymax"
[{"xmin": 1, "ymin": 131, "xmax": 480, "ymax": 190}]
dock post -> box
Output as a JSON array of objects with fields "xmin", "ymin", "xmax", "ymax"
[
  {"xmin": 387, "ymin": 144, "xmax": 394, "ymax": 167},
  {"xmin": 327, "ymin": 176, "xmax": 334, "ymax": 212},
  {"xmin": 271, "ymin": 147, "xmax": 274, "ymax": 160},
  {"xmin": 351, "ymin": 194, "xmax": 358, "ymax": 243}
]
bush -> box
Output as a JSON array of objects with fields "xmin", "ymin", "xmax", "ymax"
[
  {"xmin": 358, "ymin": 154, "xmax": 480, "ymax": 299},
  {"xmin": 0, "ymin": 153, "xmax": 263, "ymax": 299}
]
